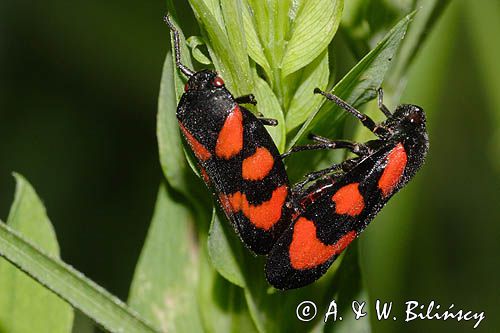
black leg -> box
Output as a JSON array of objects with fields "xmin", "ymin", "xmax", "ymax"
[
  {"xmin": 314, "ymin": 88, "xmax": 389, "ymax": 138},
  {"xmin": 258, "ymin": 117, "xmax": 278, "ymax": 126},
  {"xmin": 292, "ymin": 158, "xmax": 360, "ymax": 194},
  {"xmin": 235, "ymin": 94, "xmax": 257, "ymax": 105},
  {"xmin": 293, "ymin": 163, "xmax": 343, "ymax": 193},
  {"xmin": 281, "ymin": 134, "xmax": 368, "ymax": 159},
  {"xmin": 163, "ymin": 14, "xmax": 195, "ymax": 77},
  {"xmin": 377, "ymin": 88, "xmax": 392, "ymax": 118}
]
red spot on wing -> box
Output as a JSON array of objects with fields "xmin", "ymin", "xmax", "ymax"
[
  {"xmin": 225, "ymin": 186, "xmax": 288, "ymax": 230},
  {"xmin": 289, "ymin": 218, "xmax": 356, "ymax": 270},
  {"xmin": 179, "ymin": 123, "xmax": 212, "ymax": 161},
  {"xmin": 216, "ymin": 105, "xmax": 243, "ymax": 159},
  {"xmin": 200, "ymin": 166, "xmax": 210, "ymax": 185},
  {"xmin": 242, "ymin": 147, "xmax": 275, "ymax": 181},
  {"xmin": 378, "ymin": 143, "xmax": 407, "ymax": 197},
  {"xmin": 219, "ymin": 193, "xmax": 233, "ymax": 217},
  {"xmin": 332, "ymin": 183, "xmax": 364, "ymax": 216}
]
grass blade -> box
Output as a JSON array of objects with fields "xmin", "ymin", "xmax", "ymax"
[
  {"xmin": 157, "ymin": 51, "xmax": 193, "ymax": 194},
  {"xmin": 0, "ymin": 220, "xmax": 159, "ymax": 333},
  {"xmin": 0, "ymin": 174, "xmax": 74, "ymax": 333},
  {"xmin": 242, "ymin": 3, "xmax": 272, "ymax": 80}
]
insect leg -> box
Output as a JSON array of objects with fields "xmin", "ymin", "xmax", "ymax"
[
  {"xmin": 292, "ymin": 158, "xmax": 359, "ymax": 194},
  {"xmin": 235, "ymin": 94, "xmax": 257, "ymax": 105},
  {"xmin": 163, "ymin": 14, "xmax": 195, "ymax": 77},
  {"xmin": 377, "ymin": 88, "xmax": 392, "ymax": 118},
  {"xmin": 258, "ymin": 118, "xmax": 278, "ymax": 127},
  {"xmin": 281, "ymin": 133, "xmax": 368, "ymax": 159},
  {"xmin": 314, "ymin": 88, "xmax": 389, "ymax": 138}
]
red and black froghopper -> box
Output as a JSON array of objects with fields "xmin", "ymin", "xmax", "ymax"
[
  {"xmin": 164, "ymin": 14, "xmax": 293, "ymax": 255},
  {"xmin": 164, "ymin": 13, "xmax": 429, "ymax": 290},
  {"xmin": 265, "ymin": 88, "xmax": 429, "ymax": 289}
]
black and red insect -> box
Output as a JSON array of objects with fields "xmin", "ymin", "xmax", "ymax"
[
  {"xmin": 164, "ymin": 14, "xmax": 293, "ymax": 255},
  {"xmin": 265, "ymin": 88, "xmax": 429, "ymax": 290},
  {"xmin": 164, "ymin": 13, "xmax": 429, "ymax": 290}
]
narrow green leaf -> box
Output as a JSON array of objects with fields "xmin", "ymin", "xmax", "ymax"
[
  {"xmin": 247, "ymin": 0, "xmax": 292, "ymax": 68},
  {"xmin": 253, "ymin": 75, "xmax": 286, "ymax": 152},
  {"xmin": 281, "ymin": 0, "xmax": 343, "ymax": 77},
  {"xmin": 246, "ymin": 0, "xmax": 293, "ymax": 102},
  {"xmin": 0, "ymin": 221, "xmax": 159, "ymax": 333},
  {"xmin": 157, "ymin": 51, "xmax": 192, "ymax": 194},
  {"xmin": 160, "ymin": 24, "xmax": 214, "ymax": 211},
  {"xmin": 289, "ymin": 12, "xmax": 414, "ymax": 149},
  {"xmin": 190, "ymin": 0, "xmax": 252, "ymax": 95},
  {"xmin": 207, "ymin": 210, "xmax": 246, "ymax": 288},
  {"xmin": 202, "ymin": 0, "xmax": 225, "ymax": 28},
  {"xmin": 221, "ymin": 0, "xmax": 252, "ymax": 90},
  {"xmin": 242, "ymin": 3, "xmax": 272, "ymax": 80},
  {"xmin": 285, "ymin": 50, "xmax": 330, "ymax": 133},
  {"xmin": 0, "ymin": 174, "xmax": 73, "ymax": 333},
  {"xmin": 128, "ymin": 184, "xmax": 203, "ymax": 333},
  {"xmin": 187, "ymin": 36, "xmax": 212, "ymax": 65}
]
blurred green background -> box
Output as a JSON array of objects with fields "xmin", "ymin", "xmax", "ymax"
[{"xmin": 1, "ymin": 0, "xmax": 498, "ymax": 332}]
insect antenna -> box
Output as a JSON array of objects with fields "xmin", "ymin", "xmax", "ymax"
[
  {"xmin": 377, "ymin": 88, "xmax": 392, "ymax": 118},
  {"xmin": 163, "ymin": 13, "xmax": 195, "ymax": 77}
]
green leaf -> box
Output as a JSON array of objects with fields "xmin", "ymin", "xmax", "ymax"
[
  {"xmin": 128, "ymin": 184, "xmax": 203, "ymax": 333},
  {"xmin": 253, "ymin": 75, "xmax": 286, "ymax": 152},
  {"xmin": 190, "ymin": 0, "xmax": 252, "ymax": 95},
  {"xmin": 207, "ymin": 210, "xmax": 246, "ymax": 288},
  {"xmin": 187, "ymin": 36, "xmax": 212, "ymax": 65},
  {"xmin": 0, "ymin": 220, "xmax": 159, "ymax": 332},
  {"xmin": 242, "ymin": 4, "xmax": 272, "ymax": 80},
  {"xmin": 281, "ymin": 0, "xmax": 343, "ymax": 77},
  {"xmin": 221, "ymin": 0, "xmax": 252, "ymax": 88},
  {"xmin": 285, "ymin": 50, "xmax": 330, "ymax": 133},
  {"xmin": 0, "ymin": 174, "xmax": 74, "ymax": 333},
  {"xmin": 157, "ymin": 49, "xmax": 207, "ymax": 204},
  {"xmin": 289, "ymin": 12, "xmax": 415, "ymax": 149},
  {"xmin": 198, "ymin": 237, "xmax": 256, "ymax": 333},
  {"xmin": 157, "ymin": 51, "xmax": 192, "ymax": 194},
  {"xmin": 201, "ymin": 0, "xmax": 225, "ymax": 28},
  {"xmin": 246, "ymin": 0, "xmax": 293, "ymax": 80}
]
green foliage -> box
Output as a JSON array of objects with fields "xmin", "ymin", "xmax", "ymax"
[
  {"xmin": 0, "ymin": 1, "xmax": 450, "ymax": 332},
  {"xmin": 0, "ymin": 174, "xmax": 73, "ymax": 333},
  {"xmin": 0, "ymin": 175, "xmax": 158, "ymax": 332},
  {"xmin": 128, "ymin": 184, "xmax": 203, "ymax": 332}
]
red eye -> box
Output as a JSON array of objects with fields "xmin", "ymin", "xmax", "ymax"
[
  {"xmin": 184, "ymin": 82, "xmax": 189, "ymax": 92},
  {"xmin": 213, "ymin": 76, "xmax": 224, "ymax": 87}
]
